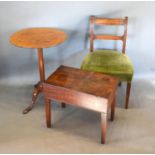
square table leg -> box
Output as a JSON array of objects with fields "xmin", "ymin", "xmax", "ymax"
[
  {"xmin": 111, "ymin": 95, "xmax": 116, "ymax": 121},
  {"xmin": 45, "ymin": 98, "xmax": 52, "ymax": 128},
  {"xmin": 101, "ymin": 112, "xmax": 107, "ymax": 144}
]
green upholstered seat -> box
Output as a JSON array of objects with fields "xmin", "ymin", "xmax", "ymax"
[{"xmin": 81, "ymin": 50, "xmax": 134, "ymax": 82}]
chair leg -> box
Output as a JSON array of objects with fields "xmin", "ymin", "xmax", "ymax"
[
  {"xmin": 118, "ymin": 82, "xmax": 122, "ymax": 87},
  {"xmin": 125, "ymin": 82, "xmax": 131, "ymax": 109},
  {"xmin": 111, "ymin": 95, "xmax": 116, "ymax": 121}
]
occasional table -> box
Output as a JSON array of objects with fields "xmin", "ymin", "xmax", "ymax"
[
  {"xmin": 10, "ymin": 28, "xmax": 67, "ymax": 114},
  {"xmin": 43, "ymin": 65, "xmax": 118, "ymax": 144}
]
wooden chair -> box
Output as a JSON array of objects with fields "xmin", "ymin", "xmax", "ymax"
[{"xmin": 81, "ymin": 16, "xmax": 134, "ymax": 109}]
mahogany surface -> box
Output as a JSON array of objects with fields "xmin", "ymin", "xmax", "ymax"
[
  {"xmin": 46, "ymin": 65, "xmax": 117, "ymax": 98},
  {"xmin": 10, "ymin": 27, "xmax": 67, "ymax": 48},
  {"xmin": 43, "ymin": 65, "xmax": 118, "ymax": 144},
  {"xmin": 10, "ymin": 27, "xmax": 67, "ymax": 114}
]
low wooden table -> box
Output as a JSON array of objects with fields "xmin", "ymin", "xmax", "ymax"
[
  {"xmin": 43, "ymin": 66, "xmax": 118, "ymax": 144},
  {"xmin": 10, "ymin": 28, "xmax": 67, "ymax": 114}
]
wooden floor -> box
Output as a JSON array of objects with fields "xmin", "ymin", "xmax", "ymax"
[{"xmin": 0, "ymin": 79, "xmax": 155, "ymax": 153}]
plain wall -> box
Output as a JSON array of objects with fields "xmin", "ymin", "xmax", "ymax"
[{"xmin": 0, "ymin": 1, "xmax": 155, "ymax": 85}]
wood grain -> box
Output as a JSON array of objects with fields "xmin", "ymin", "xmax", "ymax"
[
  {"xmin": 10, "ymin": 27, "xmax": 67, "ymax": 48},
  {"xmin": 44, "ymin": 83, "xmax": 108, "ymax": 113},
  {"xmin": 94, "ymin": 18, "xmax": 126, "ymax": 25},
  {"xmin": 45, "ymin": 65, "xmax": 117, "ymax": 98},
  {"xmin": 95, "ymin": 35, "xmax": 123, "ymax": 41}
]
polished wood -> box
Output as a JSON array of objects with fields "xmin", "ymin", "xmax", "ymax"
[
  {"xmin": 23, "ymin": 82, "xmax": 42, "ymax": 114},
  {"xmin": 10, "ymin": 27, "xmax": 67, "ymax": 114},
  {"xmin": 45, "ymin": 98, "xmax": 52, "ymax": 128},
  {"xmin": 101, "ymin": 113, "xmax": 107, "ymax": 144},
  {"xmin": 94, "ymin": 18, "xmax": 126, "ymax": 25},
  {"xmin": 45, "ymin": 66, "xmax": 117, "ymax": 99},
  {"xmin": 90, "ymin": 16, "xmax": 128, "ymax": 54},
  {"xmin": 122, "ymin": 17, "xmax": 128, "ymax": 54},
  {"xmin": 44, "ymin": 84, "xmax": 108, "ymax": 113},
  {"xmin": 111, "ymin": 95, "xmax": 116, "ymax": 121},
  {"xmin": 118, "ymin": 82, "xmax": 122, "ymax": 87},
  {"xmin": 125, "ymin": 82, "xmax": 131, "ymax": 109},
  {"xmin": 90, "ymin": 16, "xmax": 95, "ymax": 52},
  {"xmin": 22, "ymin": 49, "xmax": 45, "ymax": 114},
  {"xmin": 43, "ymin": 65, "xmax": 118, "ymax": 143},
  {"xmin": 61, "ymin": 102, "xmax": 66, "ymax": 108},
  {"xmin": 38, "ymin": 48, "xmax": 45, "ymax": 82},
  {"xmin": 10, "ymin": 27, "xmax": 67, "ymax": 48},
  {"xmin": 95, "ymin": 35, "xmax": 123, "ymax": 41}
]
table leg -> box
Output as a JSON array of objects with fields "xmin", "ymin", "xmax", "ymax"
[
  {"xmin": 22, "ymin": 82, "xmax": 42, "ymax": 114},
  {"xmin": 22, "ymin": 48, "xmax": 45, "ymax": 114},
  {"xmin": 45, "ymin": 98, "xmax": 52, "ymax": 128},
  {"xmin": 38, "ymin": 48, "xmax": 45, "ymax": 82},
  {"xmin": 61, "ymin": 102, "xmax": 66, "ymax": 108},
  {"xmin": 101, "ymin": 113, "xmax": 107, "ymax": 144}
]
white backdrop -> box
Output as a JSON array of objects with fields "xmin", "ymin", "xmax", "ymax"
[{"xmin": 0, "ymin": 1, "xmax": 155, "ymax": 85}]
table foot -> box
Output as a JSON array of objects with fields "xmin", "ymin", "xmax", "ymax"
[
  {"xmin": 22, "ymin": 82, "xmax": 42, "ymax": 114},
  {"xmin": 61, "ymin": 102, "xmax": 66, "ymax": 108},
  {"xmin": 118, "ymin": 82, "xmax": 122, "ymax": 87}
]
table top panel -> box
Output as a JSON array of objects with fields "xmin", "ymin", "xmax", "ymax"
[
  {"xmin": 46, "ymin": 66, "xmax": 118, "ymax": 98},
  {"xmin": 10, "ymin": 28, "xmax": 67, "ymax": 48}
]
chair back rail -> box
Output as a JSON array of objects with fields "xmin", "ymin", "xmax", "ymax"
[{"xmin": 90, "ymin": 16, "xmax": 128, "ymax": 54}]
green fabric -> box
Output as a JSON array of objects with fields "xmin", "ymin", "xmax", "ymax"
[{"xmin": 81, "ymin": 50, "xmax": 134, "ymax": 81}]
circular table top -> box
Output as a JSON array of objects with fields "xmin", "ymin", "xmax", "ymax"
[{"xmin": 10, "ymin": 27, "xmax": 67, "ymax": 48}]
